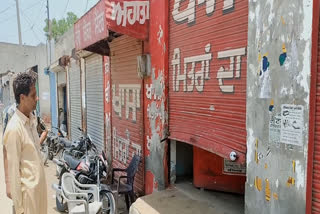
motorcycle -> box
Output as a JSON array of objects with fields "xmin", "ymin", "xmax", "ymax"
[
  {"xmin": 46, "ymin": 126, "xmax": 77, "ymax": 160},
  {"xmin": 56, "ymin": 128, "xmax": 96, "ymax": 176},
  {"xmin": 53, "ymin": 146, "xmax": 113, "ymax": 213}
]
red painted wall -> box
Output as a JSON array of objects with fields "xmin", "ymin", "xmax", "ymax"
[
  {"xmin": 103, "ymin": 56, "xmax": 112, "ymax": 162},
  {"xmin": 144, "ymin": 0, "xmax": 169, "ymax": 194},
  {"xmin": 193, "ymin": 146, "xmax": 245, "ymax": 194}
]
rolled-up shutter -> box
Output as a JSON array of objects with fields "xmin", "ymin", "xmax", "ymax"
[
  {"xmin": 85, "ymin": 54, "xmax": 104, "ymax": 152},
  {"xmin": 69, "ymin": 59, "xmax": 82, "ymax": 141}
]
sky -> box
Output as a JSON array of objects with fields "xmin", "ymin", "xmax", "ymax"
[{"xmin": 0, "ymin": 0, "xmax": 100, "ymax": 46}]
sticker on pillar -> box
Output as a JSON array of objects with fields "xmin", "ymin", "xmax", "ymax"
[
  {"xmin": 269, "ymin": 113, "xmax": 281, "ymax": 147},
  {"xmin": 280, "ymin": 104, "xmax": 304, "ymax": 146},
  {"xmin": 223, "ymin": 159, "xmax": 246, "ymax": 174},
  {"xmin": 287, "ymin": 176, "xmax": 295, "ymax": 187},
  {"xmin": 273, "ymin": 193, "xmax": 278, "ymax": 200},
  {"xmin": 254, "ymin": 176, "xmax": 262, "ymax": 191},
  {"xmin": 265, "ymin": 179, "xmax": 271, "ymax": 201},
  {"xmin": 259, "ymin": 55, "xmax": 271, "ymax": 98},
  {"xmin": 279, "ymin": 44, "xmax": 287, "ymax": 66},
  {"xmin": 105, "ymin": 81, "xmax": 110, "ymax": 103},
  {"xmin": 269, "ymin": 99, "xmax": 274, "ymax": 112}
]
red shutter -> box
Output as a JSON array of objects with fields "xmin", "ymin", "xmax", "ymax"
[
  {"xmin": 312, "ymin": 19, "xmax": 320, "ymax": 214},
  {"xmin": 168, "ymin": 0, "xmax": 248, "ymax": 162},
  {"xmin": 110, "ymin": 35, "xmax": 145, "ymax": 194}
]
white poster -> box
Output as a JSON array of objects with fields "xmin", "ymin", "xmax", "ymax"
[
  {"xmin": 269, "ymin": 113, "xmax": 281, "ymax": 145},
  {"xmin": 280, "ymin": 104, "xmax": 304, "ymax": 146}
]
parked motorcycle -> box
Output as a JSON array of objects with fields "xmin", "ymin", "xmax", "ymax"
[
  {"xmin": 46, "ymin": 126, "xmax": 74, "ymax": 160},
  {"xmin": 55, "ymin": 127, "xmax": 94, "ymax": 176},
  {"xmin": 53, "ymin": 147, "xmax": 113, "ymax": 213}
]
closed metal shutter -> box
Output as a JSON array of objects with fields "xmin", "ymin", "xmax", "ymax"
[
  {"xmin": 110, "ymin": 35, "xmax": 145, "ymax": 194},
  {"xmin": 168, "ymin": 0, "xmax": 248, "ymax": 161},
  {"xmin": 69, "ymin": 59, "xmax": 82, "ymax": 141},
  {"xmin": 85, "ymin": 54, "xmax": 104, "ymax": 152},
  {"xmin": 312, "ymin": 20, "xmax": 320, "ymax": 214}
]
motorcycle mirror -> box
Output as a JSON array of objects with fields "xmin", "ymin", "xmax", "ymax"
[{"xmin": 87, "ymin": 134, "xmax": 93, "ymax": 143}]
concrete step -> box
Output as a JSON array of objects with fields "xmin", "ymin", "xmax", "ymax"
[{"xmin": 130, "ymin": 182, "xmax": 244, "ymax": 214}]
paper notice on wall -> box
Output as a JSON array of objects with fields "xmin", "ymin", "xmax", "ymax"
[
  {"xmin": 259, "ymin": 69, "xmax": 271, "ymax": 99},
  {"xmin": 223, "ymin": 159, "xmax": 246, "ymax": 174},
  {"xmin": 269, "ymin": 113, "xmax": 281, "ymax": 145},
  {"xmin": 280, "ymin": 104, "xmax": 304, "ymax": 146}
]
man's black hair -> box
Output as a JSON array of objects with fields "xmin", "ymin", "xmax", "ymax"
[{"xmin": 13, "ymin": 71, "xmax": 37, "ymax": 104}]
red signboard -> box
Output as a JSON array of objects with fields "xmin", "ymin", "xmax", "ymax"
[
  {"xmin": 74, "ymin": 0, "xmax": 108, "ymax": 51},
  {"xmin": 106, "ymin": 0, "xmax": 149, "ymax": 40},
  {"xmin": 75, "ymin": 0, "xmax": 149, "ymax": 51}
]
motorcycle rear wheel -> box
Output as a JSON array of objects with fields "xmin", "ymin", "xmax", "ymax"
[{"xmin": 100, "ymin": 191, "xmax": 116, "ymax": 214}]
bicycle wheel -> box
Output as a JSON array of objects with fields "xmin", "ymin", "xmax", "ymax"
[{"xmin": 100, "ymin": 191, "xmax": 116, "ymax": 214}]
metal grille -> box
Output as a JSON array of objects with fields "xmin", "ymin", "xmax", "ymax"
[{"xmin": 85, "ymin": 54, "xmax": 104, "ymax": 152}]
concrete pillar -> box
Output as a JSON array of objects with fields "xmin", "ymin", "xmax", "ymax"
[{"xmin": 245, "ymin": 1, "xmax": 314, "ymax": 213}]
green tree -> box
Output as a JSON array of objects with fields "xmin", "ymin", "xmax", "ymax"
[{"xmin": 44, "ymin": 12, "xmax": 78, "ymax": 42}]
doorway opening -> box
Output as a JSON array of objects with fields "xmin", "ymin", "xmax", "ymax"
[
  {"xmin": 58, "ymin": 84, "xmax": 68, "ymax": 136},
  {"xmin": 170, "ymin": 140, "xmax": 245, "ymax": 213},
  {"xmin": 175, "ymin": 141, "xmax": 193, "ymax": 183}
]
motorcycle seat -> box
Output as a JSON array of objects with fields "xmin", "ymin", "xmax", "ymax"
[
  {"xmin": 63, "ymin": 154, "xmax": 81, "ymax": 170},
  {"xmin": 60, "ymin": 138, "xmax": 73, "ymax": 148}
]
